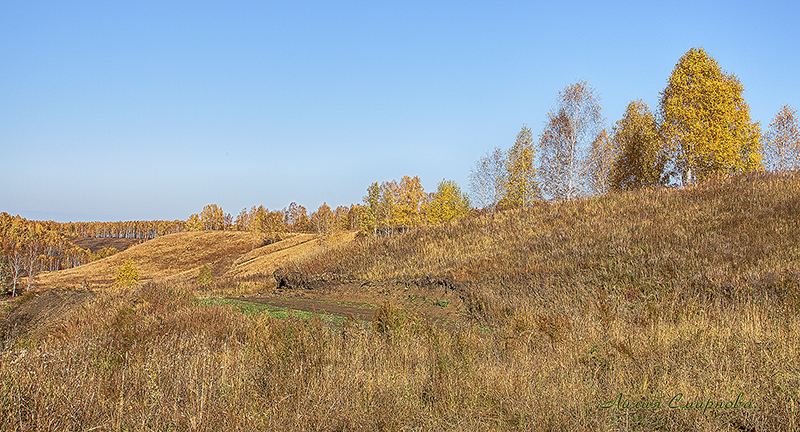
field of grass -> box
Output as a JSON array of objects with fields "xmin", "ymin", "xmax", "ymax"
[
  {"xmin": 33, "ymin": 231, "xmax": 356, "ymax": 293},
  {"xmin": 35, "ymin": 231, "xmax": 259, "ymax": 290},
  {"xmin": 2, "ymin": 171, "xmax": 799, "ymax": 430},
  {"xmin": 198, "ymin": 298, "xmax": 350, "ymax": 326}
]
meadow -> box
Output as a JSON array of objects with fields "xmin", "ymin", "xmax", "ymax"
[{"xmin": 2, "ymin": 170, "xmax": 799, "ymax": 431}]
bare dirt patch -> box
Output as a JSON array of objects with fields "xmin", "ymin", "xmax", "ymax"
[{"xmin": 235, "ymin": 276, "xmax": 470, "ymax": 325}]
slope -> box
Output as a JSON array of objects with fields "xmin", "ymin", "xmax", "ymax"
[
  {"xmin": 288, "ymin": 170, "xmax": 800, "ymax": 320},
  {"xmin": 34, "ymin": 230, "xmax": 359, "ymax": 291},
  {"xmin": 36, "ymin": 231, "xmax": 260, "ymax": 289}
]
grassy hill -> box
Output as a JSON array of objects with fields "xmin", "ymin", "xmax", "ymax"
[
  {"xmin": 291, "ymin": 170, "xmax": 800, "ymax": 322},
  {"xmin": 3, "ymin": 171, "xmax": 799, "ymax": 431},
  {"xmin": 34, "ymin": 231, "xmax": 357, "ymax": 291},
  {"xmin": 37, "ymin": 230, "xmax": 258, "ymax": 289}
]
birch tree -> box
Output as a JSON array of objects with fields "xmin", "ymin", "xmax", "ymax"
[
  {"xmin": 609, "ymin": 100, "xmax": 667, "ymax": 191},
  {"xmin": 469, "ymin": 147, "xmax": 506, "ymax": 210},
  {"xmin": 763, "ymin": 105, "xmax": 800, "ymax": 172},
  {"xmin": 395, "ymin": 175, "xmax": 426, "ymax": 229},
  {"xmin": 659, "ymin": 47, "xmax": 762, "ymax": 184},
  {"xmin": 501, "ymin": 125, "xmax": 541, "ymax": 208},
  {"xmin": 539, "ymin": 81, "xmax": 604, "ymax": 200},
  {"xmin": 425, "ymin": 179, "xmax": 471, "ymax": 224},
  {"xmin": 585, "ymin": 129, "xmax": 616, "ymax": 195},
  {"xmin": 362, "ymin": 182, "xmax": 381, "ymax": 235}
]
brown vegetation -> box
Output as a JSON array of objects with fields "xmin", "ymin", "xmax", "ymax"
[
  {"xmin": 2, "ymin": 170, "xmax": 799, "ymax": 430},
  {"xmin": 33, "ymin": 231, "xmax": 354, "ymax": 292},
  {"xmin": 34, "ymin": 231, "xmax": 256, "ymax": 290},
  {"xmin": 65, "ymin": 235, "xmax": 142, "ymax": 253}
]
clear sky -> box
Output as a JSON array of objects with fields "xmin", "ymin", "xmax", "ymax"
[{"xmin": 2, "ymin": 0, "xmax": 798, "ymax": 222}]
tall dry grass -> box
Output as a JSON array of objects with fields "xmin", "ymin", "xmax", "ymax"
[
  {"xmin": 2, "ymin": 281, "xmax": 797, "ymax": 430},
  {"xmin": 290, "ymin": 171, "xmax": 800, "ymax": 321},
  {"xmin": 2, "ymin": 171, "xmax": 799, "ymax": 430}
]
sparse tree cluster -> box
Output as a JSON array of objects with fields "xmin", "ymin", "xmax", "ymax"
[
  {"xmin": 0, "ymin": 213, "xmax": 104, "ymax": 295},
  {"xmin": 362, "ymin": 176, "xmax": 427, "ymax": 236},
  {"xmin": 187, "ymin": 204, "xmax": 232, "ymax": 232},
  {"xmin": 225, "ymin": 201, "xmax": 359, "ymax": 240},
  {"xmin": 60, "ymin": 220, "xmax": 185, "ymax": 239},
  {"xmin": 360, "ymin": 176, "xmax": 471, "ymax": 236},
  {"xmin": 470, "ymin": 47, "xmax": 785, "ymax": 209}
]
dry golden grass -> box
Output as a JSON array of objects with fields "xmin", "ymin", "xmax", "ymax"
[
  {"xmin": 224, "ymin": 231, "xmax": 357, "ymax": 280},
  {"xmin": 34, "ymin": 231, "xmax": 360, "ymax": 293},
  {"xmin": 291, "ymin": 170, "xmax": 800, "ymax": 322},
  {"xmin": 36, "ymin": 231, "xmax": 257, "ymax": 290},
  {"xmin": 2, "ymin": 281, "xmax": 797, "ymax": 431},
  {"xmin": 3, "ymin": 171, "xmax": 800, "ymax": 430},
  {"xmin": 160, "ymin": 231, "xmax": 359, "ymax": 297}
]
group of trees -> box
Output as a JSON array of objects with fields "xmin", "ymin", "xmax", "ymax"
[
  {"xmin": 0, "ymin": 213, "xmax": 96, "ymax": 295},
  {"xmin": 1, "ymin": 215, "xmax": 198, "ymax": 294},
  {"xmin": 181, "ymin": 176, "xmax": 470, "ymax": 241},
  {"xmin": 231, "ymin": 202, "xmax": 360, "ymax": 246},
  {"xmin": 470, "ymin": 80, "xmax": 607, "ymax": 207},
  {"xmin": 470, "ymin": 47, "xmax": 800, "ymax": 207},
  {"xmin": 60, "ymin": 220, "xmax": 186, "ymax": 239},
  {"xmin": 359, "ymin": 176, "xmax": 470, "ymax": 235}
]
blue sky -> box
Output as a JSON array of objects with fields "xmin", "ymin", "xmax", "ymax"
[{"xmin": 2, "ymin": 0, "xmax": 798, "ymax": 222}]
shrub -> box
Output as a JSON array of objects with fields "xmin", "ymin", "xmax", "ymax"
[
  {"xmin": 115, "ymin": 259, "xmax": 140, "ymax": 287},
  {"xmin": 197, "ymin": 264, "xmax": 213, "ymax": 286}
]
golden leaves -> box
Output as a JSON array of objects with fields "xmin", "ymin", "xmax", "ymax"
[{"xmin": 660, "ymin": 47, "xmax": 762, "ymax": 184}]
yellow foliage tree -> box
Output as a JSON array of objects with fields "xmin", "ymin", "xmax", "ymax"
[
  {"xmin": 395, "ymin": 175, "xmax": 426, "ymax": 229},
  {"xmin": 185, "ymin": 213, "xmax": 203, "ymax": 232},
  {"xmin": 310, "ymin": 202, "xmax": 334, "ymax": 235},
  {"xmin": 200, "ymin": 204, "xmax": 225, "ymax": 230},
  {"xmin": 609, "ymin": 100, "xmax": 667, "ymax": 191},
  {"xmin": 659, "ymin": 47, "xmax": 762, "ymax": 184},
  {"xmin": 501, "ymin": 125, "xmax": 541, "ymax": 208},
  {"xmin": 425, "ymin": 180, "xmax": 470, "ymax": 224},
  {"xmin": 115, "ymin": 259, "xmax": 139, "ymax": 287},
  {"xmin": 362, "ymin": 182, "xmax": 380, "ymax": 235}
]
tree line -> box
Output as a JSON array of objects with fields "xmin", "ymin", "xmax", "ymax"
[
  {"xmin": 1, "ymin": 175, "xmax": 470, "ymax": 294},
  {"xmin": 191, "ymin": 176, "xmax": 471, "ymax": 241},
  {"xmin": 469, "ymin": 47, "xmax": 800, "ymax": 208}
]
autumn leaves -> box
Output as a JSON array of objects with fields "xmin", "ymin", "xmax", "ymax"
[
  {"xmin": 470, "ymin": 47, "xmax": 799, "ymax": 206},
  {"xmin": 660, "ymin": 48, "xmax": 762, "ymax": 184},
  {"xmin": 360, "ymin": 176, "xmax": 470, "ymax": 236}
]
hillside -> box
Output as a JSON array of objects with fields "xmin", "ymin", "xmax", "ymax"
[
  {"xmin": 289, "ymin": 170, "xmax": 800, "ymax": 320},
  {"xmin": 34, "ymin": 230, "xmax": 354, "ymax": 290},
  {"xmin": 3, "ymin": 171, "xmax": 799, "ymax": 431},
  {"xmin": 65, "ymin": 235, "xmax": 142, "ymax": 253}
]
